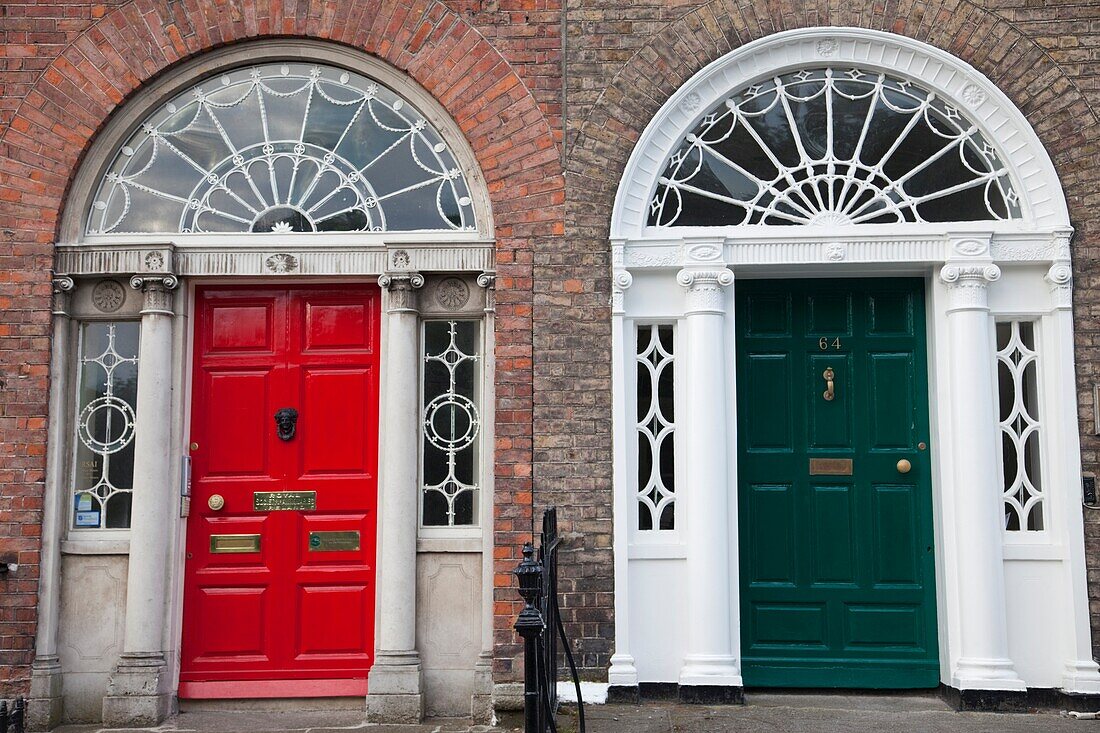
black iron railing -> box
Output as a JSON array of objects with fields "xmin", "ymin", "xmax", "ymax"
[
  {"xmin": 0, "ymin": 698, "xmax": 25, "ymax": 733},
  {"xmin": 514, "ymin": 508, "xmax": 586, "ymax": 733}
]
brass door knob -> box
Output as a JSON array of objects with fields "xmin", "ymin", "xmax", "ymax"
[
  {"xmin": 208, "ymin": 494, "xmax": 225, "ymax": 511},
  {"xmin": 896, "ymin": 459, "xmax": 912, "ymax": 474}
]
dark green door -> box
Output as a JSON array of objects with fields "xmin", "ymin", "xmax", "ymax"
[{"xmin": 736, "ymin": 278, "xmax": 938, "ymax": 688}]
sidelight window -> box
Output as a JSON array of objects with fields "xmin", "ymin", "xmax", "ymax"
[
  {"xmin": 71, "ymin": 322, "xmax": 140, "ymax": 530},
  {"xmin": 650, "ymin": 68, "xmax": 1020, "ymax": 227},
  {"xmin": 421, "ymin": 320, "xmax": 481, "ymax": 527},
  {"xmin": 636, "ymin": 324, "xmax": 675, "ymax": 531},
  {"xmin": 996, "ymin": 320, "xmax": 1045, "ymax": 532}
]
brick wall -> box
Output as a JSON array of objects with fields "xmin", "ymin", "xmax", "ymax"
[{"xmin": 0, "ymin": 0, "xmax": 563, "ymax": 694}]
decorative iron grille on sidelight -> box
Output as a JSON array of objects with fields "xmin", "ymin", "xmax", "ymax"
[
  {"xmin": 87, "ymin": 63, "xmax": 477, "ymax": 235},
  {"xmin": 996, "ymin": 320, "xmax": 1046, "ymax": 532},
  {"xmin": 636, "ymin": 325, "xmax": 675, "ymax": 531},
  {"xmin": 649, "ymin": 68, "xmax": 1021, "ymax": 227}
]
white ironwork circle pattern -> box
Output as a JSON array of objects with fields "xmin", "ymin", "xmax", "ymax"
[
  {"xmin": 636, "ymin": 325, "xmax": 675, "ymax": 531},
  {"xmin": 87, "ymin": 63, "xmax": 477, "ymax": 235},
  {"xmin": 996, "ymin": 320, "xmax": 1045, "ymax": 532},
  {"xmin": 611, "ymin": 28, "xmax": 1071, "ymax": 238},
  {"xmin": 650, "ymin": 68, "xmax": 1020, "ymax": 227}
]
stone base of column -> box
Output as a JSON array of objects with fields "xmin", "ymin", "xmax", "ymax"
[
  {"xmin": 950, "ymin": 656, "xmax": 1026, "ymax": 692},
  {"xmin": 608, "ymin": 653, "xmax": 639, "ymax": 688},
  {"xmin": 27, "ymin": 656, "xmax": 63, "ymax": 732},
  {"xmin": 102, "ymin": 653, "xmax": 174, "ymax": 727},
  {"xmin": 469, "ymin": 652, "xmax": 493, "ymax": 723},
  {"xmin": 679, "ymin": 654, "xmax": 742, "ymax": 689},
  {"xmin": 366, "ymin": 652, "xmax": 423, "ymax": 723},
  {"xmin": 678, "ymin": 684, "xmax": 744, "ymax": 704},
  {"xmin": 1062, "ymin": 660, "xmax": 1100, "ymax": 694},
  {"xmin": 606, "ymin": 685, "xmax": 640, "ymax": 704}
]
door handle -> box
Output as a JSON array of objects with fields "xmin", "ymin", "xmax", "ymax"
[
  {"xmin": 897, "ymin": 459, "xmax": 912, "ymax": 474},
  {"xmin": 822, "ymin": 367, "xmax": 835, "ymax": 401}
]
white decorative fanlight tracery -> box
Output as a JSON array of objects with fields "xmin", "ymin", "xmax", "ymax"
[
  {"xmin": 87, "ymin": 63, "xmax": 477, "ymax": 235},
  {"xmin": 650, "ymin": 68, "xmax": 1020, "ymax": 228}
]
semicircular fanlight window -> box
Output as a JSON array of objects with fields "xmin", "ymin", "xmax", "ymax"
[
  {"xmin": 649, "ymin": 68, "xmax": 1021, "ymax": 227},
  {"xmin": 87, "ymin": 63, "xmax": 477, "ymax": 235}
]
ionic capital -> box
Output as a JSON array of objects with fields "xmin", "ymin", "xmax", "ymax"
[
  {"xmin": 129, "ymin": 274, "xmax": 178, "ymax": 316},
  {"xmin": 611, "ymin": 269, "xmax": 633, "ymax": 315},
  {"xmin": 477, "ymin": 271, "xmax": 496, "ymax": 313},
  {"xmin": 939, "ymin": 263, "xmax": 1000, "ymax": 312},
  {"xmin": 677, "ymin": 268, "xmax": 733, "ymax": 314},
  {"xmin": 378, "ymin": 272, "xmax": 424, "ymax": 312},
  {"xmin": 51, "ymin": 274, "xmax": 75, "ymax": 316}
]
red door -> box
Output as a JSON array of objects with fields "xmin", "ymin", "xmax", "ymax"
[{"xmin": 180, "ymin": 285, "xmax": 380, "ymax": 698}]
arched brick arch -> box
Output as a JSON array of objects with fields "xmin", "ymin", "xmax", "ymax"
[
  {"xmin": 0, "ymin": 0, "xmax": 562, "ymax": 692},
  {"xmin": 562, "ymin": 0, "xmax": 1100, "ymax": 669}
]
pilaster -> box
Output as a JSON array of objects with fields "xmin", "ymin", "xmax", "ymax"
[
  {"xmin": 103, "ymin": 274, "xmax": 179, "ymax": 727},
  {"xmin": 28, "ymin": 275, "xmax": 75, "ymax": 731},
  {"xmin": 368, "ymin": 272, "xmax": 425, "ymax": 723},
  {"xmin": 938, "ymin": 258, "xmax": 1024, "ymax": 692},
  {"xmin": 472, "ymin": 271, "xmax": 496, "ymax": 723}
]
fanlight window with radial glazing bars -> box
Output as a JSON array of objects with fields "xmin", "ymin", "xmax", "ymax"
[
  {"xmin": 649, "ymin": 68, "xmax": 1021, "ymax": 227},
  {"xmin": 87, "ymin": 63, "xmax": 477, "ymax": 235}
]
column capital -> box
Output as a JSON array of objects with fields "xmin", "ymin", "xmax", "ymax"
[
  {"xmin": 611, "ymin": 268, "xmax": 633, "ymax": 315},
  {"xmin": 378, "ymin": 272, "xmax": 424, "ymax": 312},
  {"xmin": 51, "ymin": 274, "xmax": 74, "ymax": 316},
  {"xmin": 128, "ymin": 274, "xmax": 178, "ymax": 315},
  {"xmin": 677, "ymin": 268, "xmax": 733, "ymax": 314},
  {"xmin": 1046, "ymin": 260, "xmax": 1073, "ymax": 310},
  {"xmin": 939, "ymin": 262, "xmax": 1000, "ymax": 312},
  {"xmin": 476, "ymin": 271, "xmax": 496, "ymax": 314}
]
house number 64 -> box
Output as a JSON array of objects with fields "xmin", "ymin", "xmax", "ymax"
[{"xmin": 819, "ymin": 337, "xmax": 843, "ymax": 350}]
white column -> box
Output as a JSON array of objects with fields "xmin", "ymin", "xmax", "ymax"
[
  {"xmin": 104, "ymin": 274, "xmax": 179, "ymax": 726},
  {"xmin": 676, "ymin": 267, "xmax": 741, "ymax": 692},
  {"xmin": 367, "ymin": 272, "xmax": 425, "ymax": 723},
  {"xmin": 28, "ymin": 275, "xmax": 74, "ymax": 731},
  {"xmin": 939, "ymin": 262, "xmax": 1024, "ymax": 692},
  {"xmin": 608, "ymin": 249, "xmax": 638, "ymax": 692},
  {"xmin": 1044, "ymin": 242, "xmax": 1100, "ymax": 693}
]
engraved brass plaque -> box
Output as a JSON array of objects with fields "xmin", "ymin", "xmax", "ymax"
[
  {"xmin": 809, "ymin": 458, "xmax": 853, "ymax": 476},
  {"xmin": 308, "ymin": 530, "xmax": 361, "ymax": 552},
  {"xmin": 253, "ymin": 491, "xmax": 316, "ymax": 511},
  {"xmin": 210, "ymin": 534, "xmax": 261, "ymax": 554}
]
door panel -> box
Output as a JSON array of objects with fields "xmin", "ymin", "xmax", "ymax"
[
  {"xmin": 737, "ymin": 278, "xmax": 938, "ymax": 688},
  {"xmin": 182, "ymin": 286, "xmax": 379, "ymax": 696}
]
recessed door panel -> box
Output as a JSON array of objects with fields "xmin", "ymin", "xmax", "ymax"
[
  {"xmin": 737, "ymin": 278, "xmax": 937, "ymax": 689},
  {"xmin": 182, "ymin": 285, "xmax": 380, "ymax": 695}
]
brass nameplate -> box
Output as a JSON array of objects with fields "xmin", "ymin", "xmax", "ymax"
[
  {"xmin": 210, "ymin": 534, "xmax": 261, "ymax": 554},
  {"xmin": 308, "ymin": 530, "xmax": 361, "ymax": 552},
  {"xmin": 809, "ymin": 458, "xmax": 853, "ymax": 476},
  {"xmin": 253, "ymin": 491, "xmax": 316, "ymax": 511}
]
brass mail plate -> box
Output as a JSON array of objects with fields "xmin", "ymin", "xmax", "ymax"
[
  {"xmin": 254, "ymin": 491, "xmax": 316, "ymax": 511},
  {"xmin": 210, "ymin": 534, "xmax": 261, "ymax": 554},
  {"xmin": 308, "ymin": 530, "xmax": 361, "ymax": 552},
  {"xmin": 809, "ymin": 458, "xmax": 853, "ymax": 476}
]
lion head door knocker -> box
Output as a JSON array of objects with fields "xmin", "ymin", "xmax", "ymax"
[{"xmin": 274, "ymin": 408, "xmax": 299, "ymax": 441}]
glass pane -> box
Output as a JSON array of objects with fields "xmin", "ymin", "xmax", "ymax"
[
  {"xmin": 72, "ymin": 322, "xmax": 140, "ymax": 530},
  {"xmin": 422, "ymin": 320, "xmax": 481, "ymax": 527},
  {"xmin": 636, "ymin": 325, "xmax": 675, "ymax": 531},
  {"xmin": 649, "ymin": 68, "xmax": 1020, "ymax": 227},
  {"xmin": 997, "ymin": 320, "xmax": 1044, "ymax": 532},
  {"xmin": 88, "ymin": 63, "xmax": 477, "ymax": 235}
]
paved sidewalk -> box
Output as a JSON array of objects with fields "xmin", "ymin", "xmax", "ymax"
[{"xmin": 50, "ymin": 694, "xmax": 1100, "ymax": 733}]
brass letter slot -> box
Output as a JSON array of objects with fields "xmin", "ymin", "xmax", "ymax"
[
  {"xmin": 809, "ymin": 458, "xmax": 853, "ymax": 476},
  {"xmin": 308, "ymin": 530, "xmax": 361, "ymax": 552},
  {"xmin": 253, "ymin": 491, "xmax": 316, "ymax": 511},
  {"xmin": 210, "ymin": 534, "xmax": 261, "ymax": 554}
]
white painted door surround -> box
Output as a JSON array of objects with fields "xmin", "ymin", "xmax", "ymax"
[{"xmin": 608, "ymin": 27, "xmax": 1100, "ymax": 696}]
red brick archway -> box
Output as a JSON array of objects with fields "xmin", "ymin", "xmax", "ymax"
[{"xmin": 0, "ymin": 0, "xmax": 562, "ymax": 692}]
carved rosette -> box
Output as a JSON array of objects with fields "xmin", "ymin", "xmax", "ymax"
[
  {"xmin": 677, "ymin": 268, "xmax": 734, "ymax": 314},
  {"xmin": 378, "ymin": 272, "xmax": 424, "ymax": 312},
  {"xmin": 476, "ymin": 272, "xmax": 496, "ymax": 314},
  {"xmin": 939, "ymin": 263, "xmax": 1001, "ymax": 311},
  {"xmin": 129, "ymin": 274, "xmax": 179, "ymax": 315},
  {"xmin": 51, "ymin": 274, "xmax": 75, "ymax": 316}
]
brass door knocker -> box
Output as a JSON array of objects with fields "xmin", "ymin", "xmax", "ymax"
[
  {"xmin": 822, "ymin": 367, "xmax": 835, "ymax": 401},
  {"xmin": 274, "ymin": 408, "xmax": 299, "ymax": 441}
]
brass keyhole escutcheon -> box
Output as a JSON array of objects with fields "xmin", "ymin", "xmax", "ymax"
[
  {"xmin": 822, "ymin": 367, "xmax": 836, "ymax": 401},
  {"xmin": 208, "ymin": 494, "xmax": 225, "ymax": 511},
  {"xmin": 897, "ymin": 459, "xmax": 912, "ymax": 474}
]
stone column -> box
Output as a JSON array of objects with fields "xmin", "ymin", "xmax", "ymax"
[
  {"xmin": 367, "ymin": 272, "xmax": 425, "ymax": 723},
  {"xmin": 103, "ymin": 275, "xmax": 179, "ymax": 726},
  {"xmin": 607, "ymin": 248, "xmax": 639, "ymax": 697},
  {"xmin": 28, "ymin": 275, "xmax": 75, "ymax": 731},
  {"xmin": 1042, "ymin": 241, "xmax": 1100, "ymax": 693},
  {"xmin": 939, "ymin": 262, "xmax": 1024, "ymax": 692},
  {"xmin": 676, "ymin": 267, "xmax": 742, "ymax": 700},
  {"xmin": 472, "ymin": 271, "xmax": 496, "ymax": 722}
]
